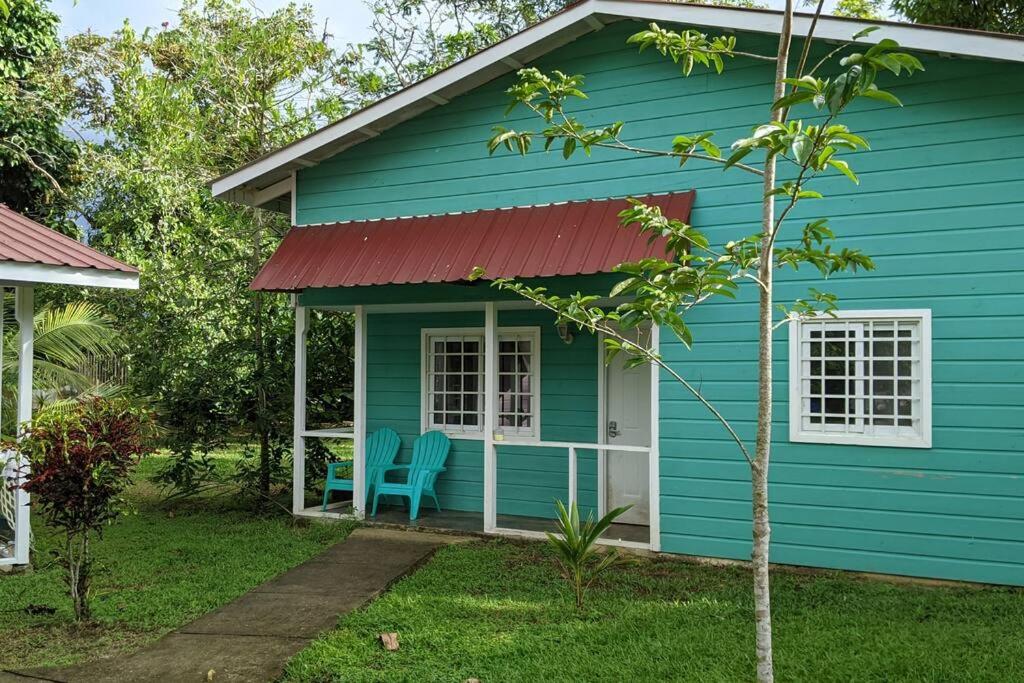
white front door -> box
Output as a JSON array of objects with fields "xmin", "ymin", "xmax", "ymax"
[{"xmin": 605, "ymin": 335, "xmax": 651, "ymax": 526}]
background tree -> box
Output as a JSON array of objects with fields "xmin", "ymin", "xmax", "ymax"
[
  {"xmin": 62, "ymin": 0, "xmax": 354, "ymax": 503},
  {"xmin": 483, "ymin": 4, "xmax": 922, "ymax": 679},
  {"xmin": 890, "ymin": 0, "xmax": 1024, "ymax": 33},
  {"xmin": 0, "ymin": 0, "xmax": 79, "ymax": 231},
  {"xmin": 832, "ymin": 0, "xmax": 887, "ymax": 19}
]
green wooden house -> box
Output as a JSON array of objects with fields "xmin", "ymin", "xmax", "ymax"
[{"xmin": 212, "ymin": 1, "xmax": 1024, "ymax": 586}]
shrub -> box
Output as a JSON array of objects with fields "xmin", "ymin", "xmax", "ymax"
[{"xmin": 10, "ymin": 398, "xmax": 156, "ymax": 621}]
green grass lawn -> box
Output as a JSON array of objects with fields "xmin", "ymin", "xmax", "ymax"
[
  {"xmin": 0, "ymin": 452, "xmax": 354, "ymax": 670},
  {"xmin": 284, "ymin": 540, "xmax": 1024, "ymax": 683}
]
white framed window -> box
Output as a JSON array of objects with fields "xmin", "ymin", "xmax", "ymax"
[
  {"xmin": 497, "ymin": 329, "xmax": 540, "ymax": 438},
  {"xmin": 424, "ymin": 330, "xmax": 485, "ymax": 435},
  {"xmin": 422, "ymin": 327, "xmax": 540, "ymax": 439},
  {"xmin": 788, "ymin": 310, "xmax": 932, "ymax": 448}
]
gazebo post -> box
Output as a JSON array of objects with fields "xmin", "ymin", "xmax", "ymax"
[
  {"xmin": 13, "ymin": 286, "xmax": 33, "ymax": 565},
  {"xmin": 292, "ymin": 303, "xmax": 309, "ymax": 515}
]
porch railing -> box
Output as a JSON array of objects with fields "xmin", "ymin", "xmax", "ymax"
[
  {"xmin": 496, "ymin": 439, "xmax": 649, "ymax": 509},
  {"xmin": 494, "ymin": 439, "xmax": 652, "ymax": 548},
  {"xmin": 300, "ymin": 428, "xmax": 354, "ymax": 439}
]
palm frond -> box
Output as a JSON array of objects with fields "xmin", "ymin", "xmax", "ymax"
[
  {"xmin": 30, "ymin": 301, "xmax": 117, "ymax": 368},
  {"xmin": 1, "ymin": 301, "xmax": 122, "ymax": 436},
  {"xmin": 36, "ymin": 383, "xmax": 131, "ymax": 419}
]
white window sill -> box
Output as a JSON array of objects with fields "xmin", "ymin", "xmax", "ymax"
[
  {"xmin": 434, "ymin": 431, "xmax": 485, "ymax": 441},
  {"xmin": 790, "ymin": 431, "xmax": 931, "ymax": 449}
]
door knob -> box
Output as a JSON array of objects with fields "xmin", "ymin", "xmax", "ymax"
[{"xmin": 608, "ymin": 421, "xmax": 620, "ymax": 438}]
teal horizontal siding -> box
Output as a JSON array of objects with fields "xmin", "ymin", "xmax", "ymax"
[
  {"xmin": 364, "ymin": 308, "xmax": 599, "ymax": 521},
  {"xmin": 298, "ymin": 20, "xmax": 1024, "ymax": 584}
]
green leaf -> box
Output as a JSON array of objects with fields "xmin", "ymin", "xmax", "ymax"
[
  {"xmin": 861, "ymin": 87, "xmax": 903, "ymax": 107},
  {"xmin": 562, "ymin": 137, "xmax": 577, "ymax": 159},
  {"xmin": 608, "ymin": 277, "xmax": 638, "ymax": 298},
  {"xmin": 698, "ymin": 139, "xmax": 722, "ymax": 158},
  {"xmin": 829, "ymin": 159, "xmax": 859, "ymax": 184},
  {"xmin": 772, "ymin": 90, "xmax": 814, "ymax": 111},
  {"xmin": 852, "ymin": 26, "xmax": 880, "ymax": 40},
  {"xmin": 723, "ymin": 147, "xmax": 752, "ymax": 170},
  {"xmin": 791, "ymin": 136, "xmax": 813, "ymax": 165}
]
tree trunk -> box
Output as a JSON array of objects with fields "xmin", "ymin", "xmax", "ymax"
[
  {"xmin": 752, "ymin": 4, "xmax": 794, "ymax": 682},
  {"xmin": 67, "ymin": 532, "xmax": 91, "ymax": 622}
]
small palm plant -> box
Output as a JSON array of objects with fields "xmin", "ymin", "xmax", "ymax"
[{"xmin": 546, "ymin": 499, "xmax": 632, "ymax": 611}]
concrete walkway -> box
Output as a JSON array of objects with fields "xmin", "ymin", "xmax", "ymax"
[{"xmin": 7, "ymin": 528, "xmax": 461, "ymax": 683}]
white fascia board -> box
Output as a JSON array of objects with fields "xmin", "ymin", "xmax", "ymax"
[
  {"xmin": 211, "ymin": 0, "xmax": 1024, "ymax": 203},
  {"xmin": 0, "ymin": 262, "xmax": 140, "ymax": 289},
  {"xmin": 596, "ymin": 0, "xmax": 1024, "ymax": 62}
]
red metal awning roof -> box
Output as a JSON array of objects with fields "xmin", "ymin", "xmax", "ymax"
[
  {"xmin": 0, "ymin": 204, "xmax": 137, "ymax": 273},
  {"xmin": 251, "ymin": 191, "xmax": 695, "ymax": 292}
]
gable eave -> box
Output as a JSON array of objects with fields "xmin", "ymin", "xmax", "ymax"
[{"xmin": 211, "ymin": 0, "xmax": 1024, "ymax": 208}]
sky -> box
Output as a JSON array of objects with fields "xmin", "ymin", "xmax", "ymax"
[
  {"xmin": 52, "ymin": 0, "xmax": 377, "ymax": 46},
  {"xmin": 51, "ymin": 0, "xmax": 859, "ymax": 47}
]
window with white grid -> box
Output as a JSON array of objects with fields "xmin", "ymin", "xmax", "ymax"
[
  {"xmin": 497, "ymin": 331, "xmax": 539, "ymax": 438},
  {"xmin": 425, "ymin": 334, "xmax": 484, "ymax": 434},
  {"xmin": 789, "ymin": 310, "xmax": 931, "ymax": 448},
  {"xmin": 423, "ymin": 327, "xmax": 541, "ymax": 438}
]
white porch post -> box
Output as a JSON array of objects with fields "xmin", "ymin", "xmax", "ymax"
[
  {"xmin": 13, "ymin": 286, "xmax": 33, "ymax": 564},
  {"xmin": 568, "ymin": 446, "xmax": 577, "ymax": 508},
  {"xmin": 292, "ymin": 303, "xmax": 309, "ymax": 515},
  {"xmin": 483, "ymin": 301, "xmax": 497, "ymax": 533},
  {"xmin": 352, "ymin": 305, "xmax": 367, "ymax": 518},
  {"xmin": 648, "ymin": 323, "xmax": 661, "ymax": 551},
  {"xmin": 596, "ymin": 331, "xmax": 607, "ymax": 518}
]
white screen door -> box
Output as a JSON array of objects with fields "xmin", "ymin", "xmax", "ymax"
[{"xmin": 605, "ymin": 337, "xmax": 651, "ymax": 526}]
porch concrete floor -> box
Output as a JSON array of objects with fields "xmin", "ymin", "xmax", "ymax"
[
  {"xmin": 8, "ymin": 528, "xmax": 468, "ymax": 683},
  {"xmin": 368, "ymin": 504, "xmax": 650, "ymax": 545}
]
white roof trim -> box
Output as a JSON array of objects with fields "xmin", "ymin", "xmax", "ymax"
[
  {"xmin": 612, "ymin": 0, "xmax": 1024, "ymax": 59},
  {"xmin": 0, "ymin": 262, "xmax": 140, "ymax": 289},
  {"xmin": 211, "ymin": 0, "xmax": 1024, "ymax": 206}
]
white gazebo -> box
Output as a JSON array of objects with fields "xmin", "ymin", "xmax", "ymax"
[{"xmin": 0, "ymin": 204, "xmax": 139, "ymax": 567}]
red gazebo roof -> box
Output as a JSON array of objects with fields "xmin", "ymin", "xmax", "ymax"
[{"xmin": 0, "ymin": 204, "xmax": 137, "ymax": 273}]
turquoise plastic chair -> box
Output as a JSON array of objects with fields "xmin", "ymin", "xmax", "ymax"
[
  {"xmin": 322, "ymin": 427, "xmax": 401, "ymax": 511},
  {"xmin": 371, "ymin": 431, "xmax": 451, "ymax": 520}
]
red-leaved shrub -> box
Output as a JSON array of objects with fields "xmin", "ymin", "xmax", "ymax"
[{"xmin": 8, "ymin": 398, "xmax": 156, "ymax": 621}]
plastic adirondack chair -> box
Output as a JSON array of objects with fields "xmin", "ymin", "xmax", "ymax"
[
  {"xmin": 322, "ymin": 427, "xmax": 401, "ymax": 511},
  {"xmin": 371, "ymin": 431, "xmax": 451, "ymax": 520}
]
